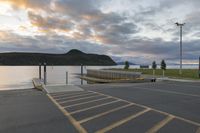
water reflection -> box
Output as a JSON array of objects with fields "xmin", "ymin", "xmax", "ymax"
[
  {"xmin": 0, "ymin": 65, "xmax": 122, "ymax": 90},
  {"xmin": 0, "ymin": 66, "xmax": 38, "ymax": 90},
  {"xmin": 0, "ymin": 64, "xmax": 198, "ymax": 90}
]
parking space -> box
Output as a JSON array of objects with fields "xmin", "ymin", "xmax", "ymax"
[{"xmin": 48, "ymin": 87, "xmax": 200, "ymax": 133}]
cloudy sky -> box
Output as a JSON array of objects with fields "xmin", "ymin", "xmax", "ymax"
[{"xmin": 0, "ymin": 0, "xmax": 199, "ymax": 64}]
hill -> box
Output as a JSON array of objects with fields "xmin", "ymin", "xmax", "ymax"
[{"xmin": 0, "ymin": 49, "xmax": 117, "ymax": 66}]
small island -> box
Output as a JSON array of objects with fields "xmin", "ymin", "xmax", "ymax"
[{"xmin": 0, "ymin": 49, "xmax": 117, "ymax": 66}]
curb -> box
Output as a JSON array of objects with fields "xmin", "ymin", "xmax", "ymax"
[{"xmin": 32, "ymin": 78, "xmax": 45, "ymax": 91}]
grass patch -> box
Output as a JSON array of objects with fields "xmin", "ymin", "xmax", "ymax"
[{"xmin": 111, "ymin": 68, "xmax": 200, "ymax": 80}]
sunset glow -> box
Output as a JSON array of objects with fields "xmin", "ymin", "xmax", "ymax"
[{"xmin": 0, "ymin": 0, "xmax": 199, "ymax": 64}]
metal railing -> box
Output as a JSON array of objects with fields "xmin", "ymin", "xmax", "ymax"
[{"xmin": 87, "ymin": 69, "xmax": 141, "ymax": 80}]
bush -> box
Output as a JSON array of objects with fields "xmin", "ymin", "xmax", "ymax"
[
  {"xmin": 152, "ymin": 61, "xmax": 157, "ymax": 69},
  {"xmin": 124, "ymin": 61, "xmax": 129, "ymax": 69},
  {"xmin": 161, "ymin": 60, "xmax": 166, "ymax": 77},
  {"xmin": 161, "ymin": 60, "xmax": 166, "ymax": 70}
]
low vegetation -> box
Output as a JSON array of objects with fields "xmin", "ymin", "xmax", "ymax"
[{"xmin": 112, "ymin": 68, "xmax": 200, "ymax": 80}]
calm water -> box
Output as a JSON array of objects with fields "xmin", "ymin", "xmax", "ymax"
[
  {"xmin": 0, "ymin": 66, "xmax": 120, "ymax": 90},
  {"xmin": 0, "ymin": 65, "xmax": 198, "ymax": 90}
]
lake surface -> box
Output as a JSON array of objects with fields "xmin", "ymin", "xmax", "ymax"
[{"xmin": 0, "ymin": 64, "xmax": 198, "ymax": 90}]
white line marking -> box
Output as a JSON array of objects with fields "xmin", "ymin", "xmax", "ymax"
[
  {"xmin": 166, "ymin": 83, "xmax": 200, "ymax": 89},
  {"xmin": 133, "ymin": 86, "xmax": 200, "ymax": 98}
]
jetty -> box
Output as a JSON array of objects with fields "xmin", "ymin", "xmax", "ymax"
[{"xmin": 80, "ymin": 69, "xmax": 156, "ymax": 83}]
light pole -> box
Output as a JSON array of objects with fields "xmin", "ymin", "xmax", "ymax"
[
  {"xmin": 175, "ymin": 22, "xmax": 185, "ymax": 75},
  {"xmin": 199, "ymin": 57, "xmax": 200, "ymax": 78}
]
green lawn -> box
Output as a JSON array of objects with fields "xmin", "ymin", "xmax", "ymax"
[{"xmin": 111, "ymin": 68, "xmax": 200, "ymax": 80}]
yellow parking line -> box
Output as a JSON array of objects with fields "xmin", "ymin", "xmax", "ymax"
[
  {"xmin": 70, "ymin": 100, "xmax": 121, "ymax": 115},
  {"xmin": 63, "ymin": 97, "xmax": 111, "ymax": 108},
  {"xmin": 79, "ymin": 103, "xmax": 134, "ymax": 124},
  {"xmin": 89, "ymin": 91, "xmax": 139, "ymax": 105},
  {"xmin": 196, "ymin": 127, "xmax": 200, "ymax": 133},
  {"xmin": 95, "ymin": 108, "xmax": 151, "ymax": 133},
  {"xmin": 50, "ymin": 91, "xmax": 84, "ymax": 96},
  {"xmin": 145, "ymin": 115, "xmax": 174, "ymax": 133},
  {"xmin": 90, "ymin": 91, "xmax": 200, "ymax": 127},
  {"xmin": 47, "ymin": 94, "xmax": 87, "ymax": 133},
  {"xmin": 53, "ymin": 92, "xmax": 94, "ymax": 98},
  {"xmin": 52, "ymin": 91, "xmax": 93, "ymax": 99},
  {"xmin": 175, "ymin": 116, "xmax": 200, "ymax": 127},
  {"xmin": 59, "ymin": 95, "xmax": 101, "ymax": 104},
  {"xmin": 54, "ymin": 93, "xmax": 95, "ymax": 100}
]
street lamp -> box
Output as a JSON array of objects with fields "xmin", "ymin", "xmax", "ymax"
[{"xmin": 175, "ymin": 22, "xmax": 185, "ymax": 75}]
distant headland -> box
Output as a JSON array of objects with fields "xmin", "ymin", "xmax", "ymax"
[{"xmin": 0, "ymin": 49, "xmax": 117, "ymax": 66}]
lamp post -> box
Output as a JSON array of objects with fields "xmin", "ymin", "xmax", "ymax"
[
  {"xmin": 175, "ymin": 22, "xmax": 185, "ymax": 75},
  {"xmin": 199, "ymin": 57, "xmax": 200, "ymax": 78}
]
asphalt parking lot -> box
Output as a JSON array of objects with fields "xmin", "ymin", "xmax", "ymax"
[
  {"xmin": 0, "ymin": 89, "xmax": 78, "ymax": 133},
  {"xmin": 48, "ymin": 81, "xmax": 200, "ymax": 133}
]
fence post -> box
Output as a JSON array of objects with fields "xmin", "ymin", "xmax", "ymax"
[
  {"xmin": 81, "ymin": 64, "xmax": 83, "ymax": 85},
  {"xmin": 39, "ymin": 63, "xmax": 41, "ymax": 79},
  {"xmin": 81, "ymin": 64, "xmax": 83, "ymax": 76},
  {"xmin": 66, "ymin": 71, "xmax": 68, "ymax": 84}
]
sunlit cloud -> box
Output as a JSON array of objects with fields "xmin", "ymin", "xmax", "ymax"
[
  {"xmin": 0, "ymin": 0, "xmax": 51, "ymax": 11},
  {"xmin": 28, "ymin": 11, "xmax": 74, "ymax": 33},
  {"xmin": 0, "ymin": 0, "xmax": 199, "ymax": 64}
]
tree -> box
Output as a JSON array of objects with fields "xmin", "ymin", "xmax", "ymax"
[
  {"xmin": 152, "ymin": 61, "xmax": 157, "ymax": 77},
  {"xmin": 124, "ymin": 61, "xmax": 129, "ymax": 69},
  {"xmin": 161, "ymin": 60, "xmax": 166, "ymax": 77}
]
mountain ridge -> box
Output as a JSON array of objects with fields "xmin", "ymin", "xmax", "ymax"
[{"xmin": 0, "ymin": 49, "xmax": 117, "ymax": 66}]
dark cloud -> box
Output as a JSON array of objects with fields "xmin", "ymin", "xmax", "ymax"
[
  {"xmin": 0, "ymin": 30, "xmax": 109, "ymax": 55},
  {"xmin": 108, "ymin": 23, "xmax": 138, "ymax": 34},
  {"xmin": 93, "ymin": 22, "xmax": 138, "ymax": 45},
  {"xmin": 108, "ymin": 37, "xmax": 200, "ymax": 64},
  {"xmin": 184, "ymin": 11, "xmax": 200, "ymax": 32},
  {"xmin": 0, "ymin": 28, "xmax": 199, "ymax": 64},
  {"xmin": 159, "ymin": 0, "xmax": 200, "ymax": 9},
  {"xmin": 54, "ymin": 0, "xmax": 97, "ymax": 15}
]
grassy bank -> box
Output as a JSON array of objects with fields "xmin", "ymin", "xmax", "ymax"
[{"xmin": 111, "ymin": 68, "xmax": 200, "ymax": 80}]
